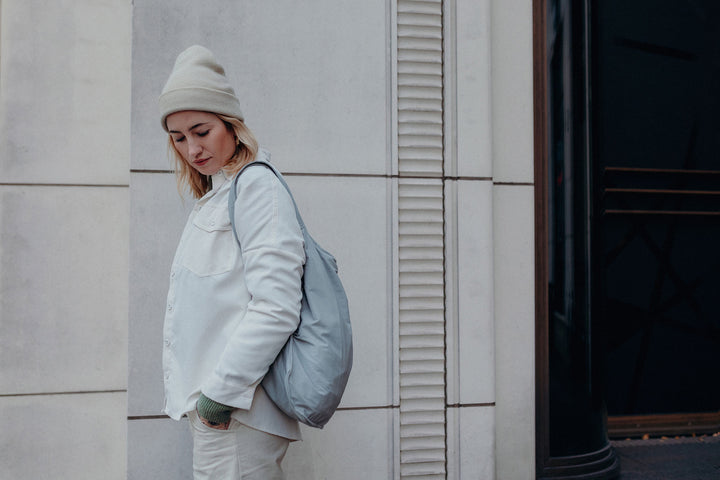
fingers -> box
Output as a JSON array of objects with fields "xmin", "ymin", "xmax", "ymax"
[{"xmin": 199, "ymin": 415, "xmax": 231, "ymax": 430}]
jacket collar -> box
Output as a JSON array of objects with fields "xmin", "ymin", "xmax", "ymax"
[{"xmin": 199, "ymin": 148, "xmax": 271, "ymax": 203}]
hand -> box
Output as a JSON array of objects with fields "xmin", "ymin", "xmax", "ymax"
[
  {"xmin": 196, "ymin": 393, "xmax": 233, "ymax": 430},
  {"xmin": 198, "ymin": 413, "xmax": 231, "ymax": 430}
]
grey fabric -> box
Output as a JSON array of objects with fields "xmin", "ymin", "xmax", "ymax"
[{"xmin": 229, "ymin": 160, "xmax": 353, "ymax": 428}]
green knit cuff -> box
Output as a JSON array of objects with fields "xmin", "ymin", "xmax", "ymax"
[{"xmin": 196, "ymin": 393, "xmax": 233, "ymax": 424}]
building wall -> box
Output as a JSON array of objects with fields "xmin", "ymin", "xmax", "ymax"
[
  {"xmin": 447, "ymin": 0, "xmax": 535, "ymax": 477},
  {"xmin": 129, "ymin": 2, "xmax": 396, "ymax": 478},
  {"xmin": 0, "ymin": 0, "xmax": 534, "ymax": 478},
  {"xmin": 130, "ymin": 1, "xmax": 534, "ymax": 478},
  {"xmin": 0, "ymin": 1, "xmax": 131, "ymax": 479},
  {"xmin": 487, "ymin": 0, "xmax": 536, "ymax": 477}
]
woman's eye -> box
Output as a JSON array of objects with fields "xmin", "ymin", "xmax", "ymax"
[
  {"xmin": 197, "ymin": 130, "xmax": 210, "ymax": 137},
  {"xmin": 173, "ymin": 136, "xmax": 185, "ymax": 143}
]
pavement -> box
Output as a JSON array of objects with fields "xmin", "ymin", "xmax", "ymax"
[{"xmin": 612, "ymin": 435, "xmax": 720, "ymax": 479}]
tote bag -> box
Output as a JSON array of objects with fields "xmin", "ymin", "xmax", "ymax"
[{"xmin": 229, "ymin": 160, "xmax": 353, "ymax": 428}]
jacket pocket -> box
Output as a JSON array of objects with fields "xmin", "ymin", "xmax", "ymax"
[{"xmin": 181, "ymin": 205, "xmax": 238, "ymax": 277}]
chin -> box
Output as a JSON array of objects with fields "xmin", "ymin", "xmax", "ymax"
[{"xmin": 193, "ymin": 165, "xmax": 218, "ymax": 176}]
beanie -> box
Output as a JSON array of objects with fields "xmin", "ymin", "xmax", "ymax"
[{"xmin": 159, "ymin": 45, "xmax": 244, "ymax": 131}]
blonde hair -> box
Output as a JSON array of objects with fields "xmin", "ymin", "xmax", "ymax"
[{"xmin": 168, "ymin": 114, "xmax": 259, "ymax": 199}]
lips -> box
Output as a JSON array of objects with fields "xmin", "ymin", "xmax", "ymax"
[{"xmin": 194, "ymin": 158, "xmax": 210, "ymax": 166}]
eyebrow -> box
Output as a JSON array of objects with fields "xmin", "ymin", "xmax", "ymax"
[{"xmin": 168, "ymin": 122, "xmax": 208, "ymax": 134}]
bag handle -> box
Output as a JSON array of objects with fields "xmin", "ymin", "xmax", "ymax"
[{"xmin": 228, "ymin": 160, "xmax": 307, "ymax": 246}]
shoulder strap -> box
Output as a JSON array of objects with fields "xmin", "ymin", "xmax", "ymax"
[{"xmin": 228, "ymin": 161, "xmax": 307, "ymax": 247}]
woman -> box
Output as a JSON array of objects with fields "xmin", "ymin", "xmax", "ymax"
[{"xmin": 158, "ymin": 45, "xmax": 305, "ymax": 479}]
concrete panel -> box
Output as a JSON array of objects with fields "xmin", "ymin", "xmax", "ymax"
[
  {"xmin": 447, "ymin": 406, "xmax": 495, "ymax": 480},
  {"xmin": 454, "ymin": 0, "xmax": 493, "ymax": 178},
  {"xmin": 285, "ymin": 408, "xmax": 395, "ymax": 479},
  {"xmin": 0, "ymin": 186, "xmax": 128, "ymax": 394},
  {"xmin": 132, "ymin": 0, "xmax": 389, "ymax": 176},
  {"xmin": 446, "ymin": 180, "xmax": 495, "ymax": 406},
  {"xmin": 0, "ymin": 0, "xmax": 131, "ymax": 185},
  {"xmin": 128, "ymin": 172, "xmax": 193, "ymax": 416},
  {"xmin": 0, "ymin": 392, "xmax": 126, "ymax": 480},
  {"xmin": 490, "ymin": 0, "xmax": 534, "ymax": 183},
  {"xmin": 128, "ymin": 408, "xmax": 394, "ymax": 480},
  {"xmin": 127, "ymin": 417, "xmax": 193, "ymax": 480},
  {"xmin": 492, "ymin": 184, "xmax": 535, "ymax": 479}
]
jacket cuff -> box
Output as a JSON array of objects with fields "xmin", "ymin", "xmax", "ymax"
[{"xmin": 201, "ymin": 373, "xmax": 257, "ymax": 411}]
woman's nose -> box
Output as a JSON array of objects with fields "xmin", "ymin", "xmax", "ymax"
[{"xmin": 188, "ymin": 139, "xmax": 202, "ymax": 157}]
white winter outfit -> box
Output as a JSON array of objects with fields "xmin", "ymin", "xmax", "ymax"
[{"xmin": 163, "ymin": 149, "xmax": 304, "ymax": 441}]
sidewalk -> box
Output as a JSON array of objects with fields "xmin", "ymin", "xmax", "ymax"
[{"xmin": 612, "ymin": 435, "xmax": 720, "ymax": 479}]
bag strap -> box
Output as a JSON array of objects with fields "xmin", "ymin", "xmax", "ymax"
[{"xmin": 228, "ymin": 160, "xmax": 307, "ymax": 247}]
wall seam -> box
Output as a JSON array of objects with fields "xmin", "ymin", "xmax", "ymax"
[{"xmin": 1, "ymin": 390, "xmax": 127, "ymax": 397}]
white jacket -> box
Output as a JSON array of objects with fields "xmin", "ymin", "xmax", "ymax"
[{"xmin": 163, "ymin": 149, "xmax": 304, "ymax": 440}]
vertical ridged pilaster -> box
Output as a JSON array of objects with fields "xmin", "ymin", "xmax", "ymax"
[
  {"xmin": 397, "ymin": 0, "xmax": 445, "ymax": 478},
  {"xmin": 398, "ymin": 0, "xmax": 444, "ymax": 178},
  {"xmin": 398, "ymin": 180, "xmax": 446, "ymax": 479}
]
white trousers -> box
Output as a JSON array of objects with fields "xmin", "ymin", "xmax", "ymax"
[{"xmin": 188, "ymin": 410, "xmax": 289, "ymax": 480}]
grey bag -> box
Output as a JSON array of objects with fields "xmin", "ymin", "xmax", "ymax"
[{"xmin": 228, "ymin": 160, "xmax": 353, "ymax": 428}]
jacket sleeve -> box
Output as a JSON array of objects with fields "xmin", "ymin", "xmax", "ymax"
[{"xmin": 201, "ymin": 166, "xmax": 305, "ymax": 410}]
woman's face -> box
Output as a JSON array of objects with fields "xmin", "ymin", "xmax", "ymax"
[{"xmin": 166, "ymin": 111, "xmax": 237, "ymax": 176}]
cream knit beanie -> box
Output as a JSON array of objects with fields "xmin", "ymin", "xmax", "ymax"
[{"xmin": 159, "ymin": 45, "xmax": 244, "ymax": 131}]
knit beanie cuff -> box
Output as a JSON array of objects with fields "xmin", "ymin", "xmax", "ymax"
[{"xmin": 159, "ymin": 87, "xmax": 244, "ymax": 130}]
